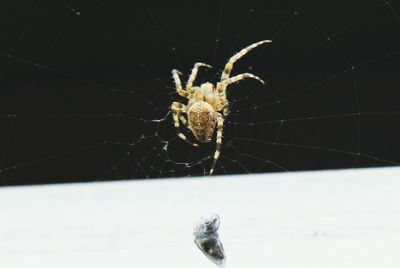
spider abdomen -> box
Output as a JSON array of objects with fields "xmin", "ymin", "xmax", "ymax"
[{"xmin": 188, "ymin": 102, "xmax": 217, "ymax": 143}]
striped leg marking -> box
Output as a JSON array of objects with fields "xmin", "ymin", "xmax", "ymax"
[
  {"xmin": 186, "ymin": 62, "xmax": 212, "ymax": 90},
  {"xmin": 172, "ymin": 69, "xmax": 188, "ymax": 98},
  {"xmin": 171, "ymin": 102, "xmax": 199, "ymax": 147},
  {"xmin": 217, "ymin": 73, "xmax": 265, "ymax": 93},
  {"xmin": 221, "ymin": 40, "xmax": 271, "ymax": 81},
  {"xmin": 209, "ymin": 113, "xmax": 224, "ymax": 175}
]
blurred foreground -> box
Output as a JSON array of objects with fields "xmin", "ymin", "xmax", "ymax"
[{"xmin": 1, "ymin": 167, "xmax": 400, "ymax": 267}]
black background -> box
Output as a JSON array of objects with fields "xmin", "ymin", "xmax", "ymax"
[{"xmin": 1, "ymin": 0, "xmax": 400, "ymax": 185}]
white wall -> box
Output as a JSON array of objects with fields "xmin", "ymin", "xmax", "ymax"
[{"xmin": 1, "ymin": 167, "xmax": 400, "ymax": 268}]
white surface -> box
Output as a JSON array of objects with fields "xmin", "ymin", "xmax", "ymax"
[{"xmin": 1, "ymin": 167, "xmax": 400, "ymax": 267}]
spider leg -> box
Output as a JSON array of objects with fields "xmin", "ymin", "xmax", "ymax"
[
  {"xmin": 172, "ymin": 69, "xmax": 189, "ymax": 98},
  {"xmin": 222, "ymin": 100, "xmax": 229, "ymax": 117},
  {"xmin": 186, "ymin": 62, "xmax": 212, "ymax": 90},
  {"xmin": 171, "ymin": 102, "xmax": 199, "ymax": 147},
  {"xmin": 217, "ymin": 73, "xmax": 265, "ymax": 94},
  {"xmin": 178, "ymin": 114, "xmax": 188, "ymax": 127},
  {"xmin": 221, "ymin": 40, "xmax": 271, "ymax": 81},
  {"xmin": 210, "ymin": 112, "xmax": 224, "ymax": 175}
]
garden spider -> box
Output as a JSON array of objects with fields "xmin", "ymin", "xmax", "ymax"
[{"xmin": 171, "ymin": 40, "xmax": 271, "ymax": 175}]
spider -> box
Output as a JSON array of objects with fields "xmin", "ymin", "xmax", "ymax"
[{"xmin": 171, "ymin": 40, "xmax": 271, "ymax": 175}]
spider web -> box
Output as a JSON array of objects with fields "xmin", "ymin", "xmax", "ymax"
[{"xmin": 1, "ymin": 0, "xmax": 400, "ymax": 184}]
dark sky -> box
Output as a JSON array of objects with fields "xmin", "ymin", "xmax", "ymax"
[{"xmin": 1, "ymin": 0, "xmax": 400, "ymax": 185}]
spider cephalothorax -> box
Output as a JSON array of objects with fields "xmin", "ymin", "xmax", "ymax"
[{"xmin": 171, "ymin": 40, "xmax": 271, "ymax": 175}]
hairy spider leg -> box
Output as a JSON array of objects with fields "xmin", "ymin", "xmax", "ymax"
[
  {"xmin": 178, "ymin": 114, "xmax": 188, "ymax": 126},
  {"xmin": 216, "ymin": 72, "xmax": 266, "ymax": 115},
  {"xmin": 209, "ymin": 112, "xmax": 224, "ymax": 175},
  {"xmin": 186, "ymin": 62, "xmax": 212, "ymax": 90},
  {"xmin": 221, "ymin": 39, "xmax": 272, "ymax": 81},
  {"xmin": 221, "ymin": 98, "xmax": 230, "ymax": 117},
  {"xmin": 172, "ymin": 69, "xmax": 188, "ymax": 98},
  {"xmin": 218, "ymin": 73, "xmax": 265, "ymax": 89},
  {"xmin": 171, "ymin": 102, "xmax": 199, "ymax": 147}
]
